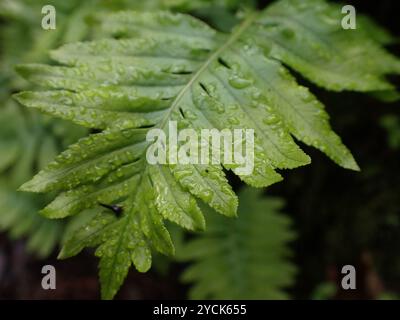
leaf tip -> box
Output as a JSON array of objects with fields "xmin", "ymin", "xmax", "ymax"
[
  {"xmin": 12, "ymin": 92, "xmax": 30, "ymax": 105},
  {"xmin": 57, "ymin": 248, "xmax": 69, "ymax": 260},
  {"xmin": 14, "ymin": 64, "xmax": 34, "ymax": 79},
  {"xmin": 18, "ymin": 176, "xmax": 47, "ymax": 193},
  {"xmin": 341, "ymin": 156, "xmax": 361, "ymax": 172},
  {"xmin": 18, "ymin": 180, "xmax": 38, "ymax": 193}
]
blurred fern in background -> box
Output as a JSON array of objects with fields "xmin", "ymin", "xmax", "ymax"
[
  {"xmin": 380, "ymin": 114, "xmax": 400, "ymax": 150},
  {"xmin": 177, "ymin": 187, "xmax": 296, "ymax": 299}
]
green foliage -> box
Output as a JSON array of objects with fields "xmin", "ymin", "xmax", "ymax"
[
  {"xmin": 177, "ymin": 187, "xmax": 296, "ymax": 299},
  {"xmin": 311, "ymin": 282, "xmax": 336, "ymax": 300},
  {"xmin": 0, "ymin": 0, "xmax": 93, "ymax": 257},
  {"xmin": 378, "ymin": 292, "xmax": 400, "ymax": 300},
  {"xmin": 259, "ymin": 0, "xmax": 400, "ymax": 92},
  {"xmin": 0, "ymin": 0, "xmax": 245, "ymax": 257},
  {"xmin": 380, "ymin": 114, "xmax": 400, "ymax": 150},
  {"xmin": 11, "ymin": 0, "xmax": 400, "ymax": 298},
  {"xmin": 0, "ymin": 100, "xmax": 84, "ymax": 257},
  {"xmin": 0, "ymin": 187, "xmax": 63, "ymax": 257}
]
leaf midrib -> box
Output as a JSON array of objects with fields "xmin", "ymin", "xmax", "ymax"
[
  {"xmin": 157, "ymin": 12, "xmax": 259, "ymax": 131},
  {"xmin": 122, "ymin": 14, "xmax": 261, "ymax": 261}
]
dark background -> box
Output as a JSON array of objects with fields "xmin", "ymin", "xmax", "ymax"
[
  {"xmin": 0, "ymin": 0, "xmax": 399, "ymax": 299},
  {"xmin": 266, "ymin": 0, "xmax": 400, "ymax": 299}
]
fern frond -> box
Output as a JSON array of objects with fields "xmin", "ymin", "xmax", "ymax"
[
  {"xmin": 259, "ymin": 0, "xmax": 400, "ymax": 92},
  {"xmin": 14, "ymin": 0, "xmax": 400, "ymax": 299},
  {"xmin": 1, "ymin": 0, "xmax": 227, "ymax": 257},
  {"xmin": 0, "ymin": 103, "xmax": 67, "ymax": 257},
  {"xmin": 0, "ymin": 0, "xmax": 96, "ymax": 257},
  {"xmin": 99, "ymin": 0, "xmax": 255, "ymax": 11},
  {"xmin": 1, "ymin": 0, "xmax": 244, "ymax": 87},
  {"xmin": 0, "ymin": 187, "xmax": 62, "ymax": 258},
  {"xmin": 177, "ymin": 187, "xmax": 296, "ymax": 299}
]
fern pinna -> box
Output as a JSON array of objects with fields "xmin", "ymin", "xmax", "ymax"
[{"xmin": 14, "ymin": 0, "xmax": 400, "ymax": 298}]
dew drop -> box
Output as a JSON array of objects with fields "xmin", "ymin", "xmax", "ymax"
[
  {"xmin": 228, "ymin": 117, "xmax": 240, "ymax": 125},
  {"xmin": 263, "ymin": 115, "xmax": 279, "ymax": 125},
  {"xmin": 228, "ymin": 75, "xmax": 253, "ymax": 89}
]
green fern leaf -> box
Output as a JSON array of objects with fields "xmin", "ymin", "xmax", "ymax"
[
  {"xmin": 177, "ymin": 187, "xmax": 296, "ymax": 299},
  {"xmin": 260, "ymin": 0, "xmax": 400, "ymax": 92},
  {"xmin": 1, "ymin": 0, "xmax": 226, "ymax": 257},
  {"xmin": 14, "ymin": 1, "xmax": 400, "ymax": 298}
]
